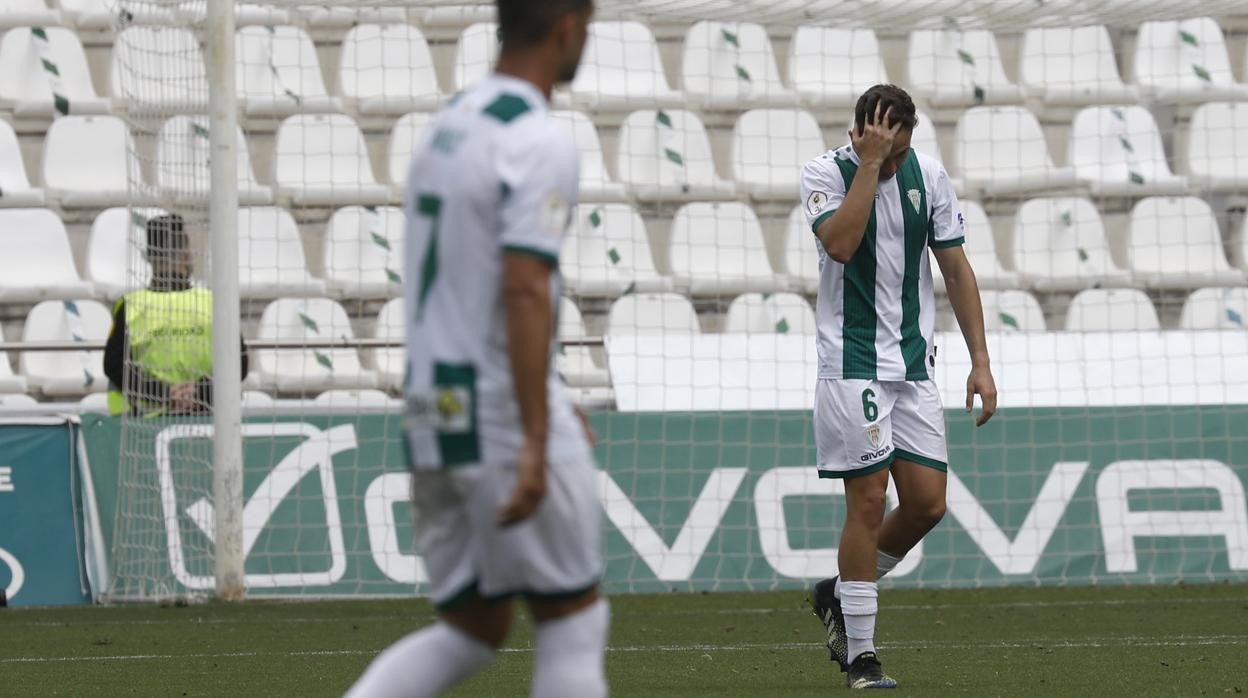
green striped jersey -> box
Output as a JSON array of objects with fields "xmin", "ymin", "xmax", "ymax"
[{"xmin": 800, "ymin": 145, "xmax": 966, "ymax": 382}]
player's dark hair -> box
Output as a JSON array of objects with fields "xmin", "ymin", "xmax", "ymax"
[
  {"xmin": 853, "ymin": 84, "xmax": 918, "ymax": 134},
  {"xmin": 146, "ymin": 213, "xmax": 187, "ymax": 258},
  {"xmin": 496, "ymin": 0, "xmax": 592, "ymax": 50}
]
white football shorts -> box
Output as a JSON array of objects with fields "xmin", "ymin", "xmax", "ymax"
[{"xmin": 813, "ymin": 378, "xmax": 948, "ymax": 479}]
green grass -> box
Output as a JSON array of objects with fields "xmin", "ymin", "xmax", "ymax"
[{"xmin": 2, "ymin": 584, "xmax": 1247, "ymax": 696}]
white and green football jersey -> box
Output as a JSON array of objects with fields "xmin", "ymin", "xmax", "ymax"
[
  {"xmin": 800, "ymin": 144, "xmax": 966, "ymax": 382},
  {"xmin": 402, "ymin": 73, "xmax": 587, "ymax": 470}
]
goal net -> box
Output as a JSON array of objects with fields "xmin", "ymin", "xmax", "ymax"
[{"xmin": 98, "ymin": 0, "xmax": 1248, "ymax": 602}]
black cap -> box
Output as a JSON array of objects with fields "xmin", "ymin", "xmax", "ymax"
[{"xmin": 146, "ymin": 213, "xmax": 187, "ymax": 258}]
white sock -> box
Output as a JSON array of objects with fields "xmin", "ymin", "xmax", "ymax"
[
  {"xmin": 531, "ymin": 598, "xmax": 611, "ymax": 698},
  {"xmin": 345, "ymin": 622, "xmax": 495, "ymax": 698},
  {"xmin": 876, "ymin": 550, "xmax": 903, "ymax": 579},
  {"xmin": 838, "ymin": 580, "xmax": 879, "ymax": 664}
]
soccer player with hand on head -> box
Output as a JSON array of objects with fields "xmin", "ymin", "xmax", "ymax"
[
  {"xmin": 346, "ymin": 1, "xmax": 607, "ymax": 696},
  {"xmin": 800, "ymin": 85, "xmax": 998, "ymax": 689}
]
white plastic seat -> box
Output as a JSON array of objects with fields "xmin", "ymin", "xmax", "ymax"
[
  {"xmin": 241, "ymin": 390, "xmax": 276, "ymax": 409},
  {"xmin": 272, "ymin": 114, "xmax": 390, "ymax": 206},
  {"xmin": 312, "ymin": 389, "xmax": 397, "ymax": 408},
  {"xmin": 59, "ymin": 0, "xmax": 176, "ymax": 29},
  {"xmin": 86, "ymin": 207, "xmax": 165, "ymax": 298},
  {"xmin": 1133, "ymin": 18, "xmax": 1248, "ymax": 104},
  {"xmin": 789, "ymin": 27, "xmax": 887, "ymax": 109},
  {"xmin": 374, "ymin": 298, "xmax": 403, "ymax": 392},
  {"xmin": 21, "ymin": 299, "xmax": 111, "ymax": 397},
  {"xmin": 783, "ymin": 205, "xmax": 821, "ymax": 294},
  {"xmin": 235, "ymin": 25, "xmax": 341, "ymax": 117},
  {"xmin": 1186, "ymin": 102, "xmax": 1248, "ymax": 191},
  {"xmin": 42, "ymin": 115, "xmax": 153, "ymax": 208},
  {"xmin": 0, "ymin": 27, "xmax": 108, "ymax": 117},
  {"xmin": 453, "ymin": 22, "xmax": 497, "ymax": 92},
  {"xmin": 732, "ymin": 109, "xmax": 825, "ymax": 200},
  {"xmin": 177, "ymin": 2, "xmax": 290, "ymax": 27},
  {"xmin": 558, "ymin": 298, "xmax": 610, "ymax": 389},
  {"xmin": 683, "ymin": 21, "xmax": 794, "ymax": 109},
  {"xmin": 339, "ymin": 24, "xmax": 441, "ymax": 116},
  {"xmin": 294, "ymin": 4, "xmax": 405, "ymax": 29},
  {"xmin": 1127, "ymin": 196, "xmax": 1243, "ymax": 289},
  {"xmin": 156, "ymin": 116, "xmax": 273, "ymax": 205},
  {"xmin": 1179, "ymin": 288, "xmax": 1248, "ymax": 329},
  {"xmin": 1069, "ymin": 106, "xmax": 1185, "ymax": 196},
  {"xmin": 724, "ymin": 293, "xmax": 817, "ymax": 335},
  {"xmin": 616, "ymin": 109, "xmax": 734, "ymax": 202},
  {"xmin": 953, "ymin": 106, "xmax": 1078, "ymax": 196},
  {"xmin": 551, "ymin": 111, "xmax": 628, "ymax": 202},
  {"xmin": 0, "ymin": 324, "xmax": 27, "ymax": 394},
  {"xmin": 669, "ymin": 202, "xmax": 784, "ymax": 295},
  {"xmin": 0, "ymin": 0, "xmax": 60, "ymax": 27},
  {"xmin": 110, "ymin": 27, "xmax": 207, "ymax": 114},
  {"xmin": 322, "ymin": 205, "xmax": 404, "ymax": 299},
  {"xmin": 253, "ymin": 297, "xmax": 377, "ymax": 394},
  {"xmin": 569, "ymin": 21, "xmax": 682, "ymax": 112},
  {"xmin": 0, "ymin": 209, "xmax": 95, "ymax": 302},
  {"xmin": 0, "ymin": 119, "xmax": 44, "ymax": 207},
  {"xmin": 907, "ymin": 29, "xmax": 1025, "ymax": 108},
  {"xmin": 977, "ymin": 290, "xmax": 1046, "ymax": 332},
  {"xmin": 387, "ymin": 111, "xmax": 431, "ymax": 187},
  {"xmin": 237, "ymin": 207, "xmax": 325, "ymax": 298},
  {"xmin": 77, "ymin": 392, "xmax": 109, "ymax": 413},
  {"xmin": 1019, "ymin": 26, "xmax": 1137, "ymax": 106},
  {"xmin": 1011, "ymin": 197, "xmax": 1131, "ymax": 291},
  {"xmin": 606, "ymin": 293, "xmax": 700, "ymax": 336},
  {"xmin": 929, "ymin": 201, "xmax": 1017, "ymax": 291},
  {"xmin": 562, "ymin": 204, "xmax": 670, "ymax": 298},
  {"xmin": 1064, "ymin": 289, "xmax": 1160, "ymax": 331}
]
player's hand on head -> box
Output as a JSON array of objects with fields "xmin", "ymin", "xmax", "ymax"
[
  {"xmin": 965, "ymin": 366, "xmax": 998, "ymax": 427},
  {"xmin": 850, "ymin": 100, "xmax": 903, "ymax": 168},
  {"xmin": 498, "ymin": 438, "xmax": 547, "ymax": 527}
]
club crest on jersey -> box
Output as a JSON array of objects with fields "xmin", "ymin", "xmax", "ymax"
[
  {"xmin": 907, "ymin": 189, "xmax": 922, "ymax": 214},
  {"xmin": 866, "ymin": 423, "xmax": 882, "ymax": 449},
  {"xmin": 807, "ymin": 190, "xmax": 829, "ymax": 217},
  {"xmin": 540, "ymin": 191, "xmax": 572, "ymax": 238}
]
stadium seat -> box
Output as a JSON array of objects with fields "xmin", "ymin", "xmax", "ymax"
[
  {"xmin": 86, "ymin": 207, "xmax": 165, "ymax": 298},
  {"xmin": 568, "ymin": 21, "xmax": 683, "ymax": 111},
  {"xmin": 976, "ymin": 290, "xmax": 1046, "ymax": 332},
  {"xmin": 110, "ymin": 27, "xmax": 208, "ymax": 114},
  {"xmin": 1186, "ymin": 102, "xmax": 1248, "ymax": 192},
  {"xmin": 322, "ymin": 205, "xmax": 404, "ymax": 299},
  {"xmin": 1018, "ymin": 26, "xmax": 1137, "ymax": 107},
  {"xmin": 723, "ymin": 293, "xmax": 817, "ymax": 335},
  {"xmin": 930, "ymin": 200, "xmax": 1018, "ymax": 291},
  {"xmin": 272, "ymin": 114, "xmax": 390, "ymax": 206},
  {"xmin": 562, "ymin": 203, "xmax": 671, "ymax": 298},
  {"xmin": 668, "ymin": 202, "xmax": 783, "ymax": 295},
  {"xmin": 253, "ymin": 297, "xmax": 378, "ymax": 394},
  {"xmin": 339, "ymin": 24, "xmax": 441, "ymax": 116},
  {"xmin": 0, "ymin": 209, "xmax": 95, "ymax": 302},
  {"xmin": 0, "ymin": 324, "xmax": 27, "ymax": 394},
  {"xmin": 312, "ymin": 389, "xmax": 397, "ymax": 408},
  {"xmin": 373, "ymin": 298, "xmax": 403, "ymax": 392},
  {"xmin": 387, "ymin": 111, "xmax": 431, "ymax": 187},
  {"xmin": 1133, "ymin": 17, "xmax": 1248, "ymax": 104},
  {"xmin": 453, "ymin": 22, "xmax": 497, "ymax": 92},
  {"xmin": 731, "ymin": 109, "xmax": 825, "ymax": 200},
  {"xmin": 156, "ymin": 116, "xmax": 273, "ymax": 205},
  {"xmin": 907, "ymin": 28, "xmax": 1025, "ymax": 109},
  {"xmin": 1238, "ymin": 215, "xmax": 1248, "ymax": 275},
  {"xmin": 1127, "ymin": 196, "xmax": 1243, "ymax": 289},
  {"xmin": 0, "ymin": 118, "xmax": 44, "ymax": 207},
  {"xmin": 294, "ymin": 4, "xmax": 404, "ymax": 29},
  {"xmin": 683, "ymin": 21, "xmax": 794, "ymax": 109},
  {"xmin": 0, "ymin": 27, "xmax": 108, "ymax": 117},
  {"xmin": 0, "ymin": 0, "xmax": 60, "ymax": 28},
  {"xmin": 0, "ymin": 393, "xmax": 39, "ymax": 408},
  {"xmin": 42, "ymin": 115, "xmax": 153, "ymax": 208},
  {"xmin": 59, "ymin": 0, "xmax": 176, "ymax": 29},
  {"xmin": 606, "ymin": 292, "xmax": 701, "ymax": 336},
  {"xmin": 558, "ymin": 297, "xmax": 610, "ymax": 389},
  {"xmin": 551, "ymin": 111, "xmax": 628, "ymax": 202},
  {"xmin": 1068, "ymin": 105, "xmax": 1186, "ymax": 196},
  {"xmin": 77, "ymin": 391, "xmax": 108, "ymax": 413},
  {"xmin": 237, "ymin": 207, "xmax": 326, "ymax": 298},
  {"xmin": 952, "ymin": 106, "xmax": 1078, "ymax": 196},
  {"xmin": 20, "ymin": 299, "xmax": 111, "ymax": 397},
  {"xmin": 1179, "ymin": 287, "xmax": 1248, "ymax": 329},
  {"xmin": 789, "ymin": 27, "xmax": 887, "ymax": 109},
  {"xmin": 783, "ymin": 205, "xmax": 821, "ymax": 294},
  {"xmin": 1011, "ymin": 197, "xmax": 1131, "ymax": 291},
  {"xmin": 1064, "ymin": 288, "xmax": 1161, "ymax": 331},
  {"xmin": 235, "ymin": 26, "xmax": 341, "ymax": 117},
  {"xmin": 177, "ymin": 2, "xmax": 290, "ymax": 27},
  {"xmin": 241, "ymin": 390, "xmax": 276, "ymax": 409},
  {"xmin": 616, "ymin": 109, "xmax": 734, "ymax": 202}
]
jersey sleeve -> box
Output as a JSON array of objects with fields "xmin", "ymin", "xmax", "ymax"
[
  {"xmin": 927, "ymin": 163, "xmax": 966, "ymax": 249},
  {"xmin": 495, "ymin": 120, "xmax": 578, "ymax": 267},
  {"xmin": 800, "ymin": 155, "xmax": 847, "ymax": 236}
]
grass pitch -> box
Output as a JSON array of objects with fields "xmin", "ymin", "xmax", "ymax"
[{"xmin": 2, "ymin": 584, "xmax": 1246, "ymax": 696}]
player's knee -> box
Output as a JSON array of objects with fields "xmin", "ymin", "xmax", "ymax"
[
  {"xmin": 849, "ymin": 487, "xmax": 889, "ymax": 526},
  {"xmin": 922, "ymin": 498, "xmax": 947, "ymax": 527}
]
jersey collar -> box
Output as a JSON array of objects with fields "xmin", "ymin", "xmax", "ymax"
[
  {"xmin": 833, "ymin": 143, "xmax": 861, "ymax": 165},
  {"xmin": 488, "ymin": 72, "xmax": 549, "ymax": 109}
]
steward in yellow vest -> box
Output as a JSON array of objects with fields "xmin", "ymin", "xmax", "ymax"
[{"xmin": 102, "ymin": 213, "xmax": 249, "ymax": 417}]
